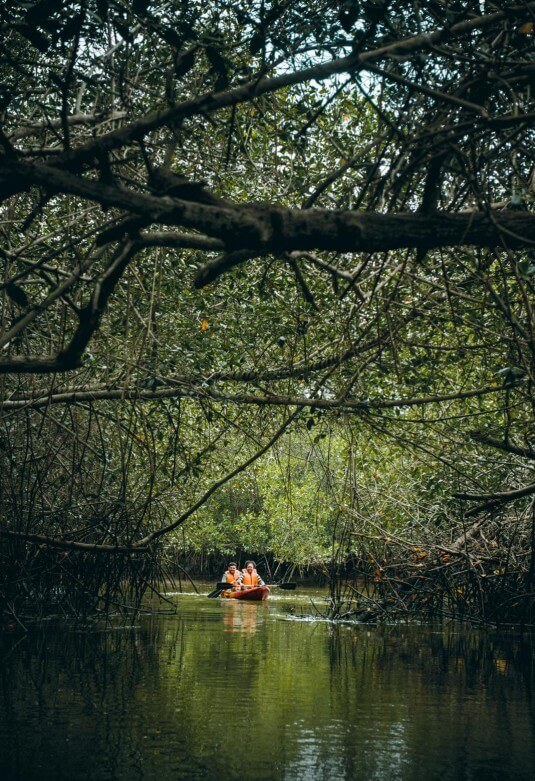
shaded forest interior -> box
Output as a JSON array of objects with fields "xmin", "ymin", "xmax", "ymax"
[{"xmin": 0, "ymin": 0, "xmax": 534, "ymax": 626}]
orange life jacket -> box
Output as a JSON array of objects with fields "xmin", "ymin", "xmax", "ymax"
[
  {"xmin": 241, "ymin": 569, "xmax": 260, "ymax": 587},
  {"xmin": 225, "ymin": 570, "xmax": 241, "ymax": 584}
]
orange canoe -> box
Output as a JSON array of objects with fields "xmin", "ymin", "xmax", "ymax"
[{"xmin": 221, "ymin": 586, "xmax": 269, "ymax": 601}]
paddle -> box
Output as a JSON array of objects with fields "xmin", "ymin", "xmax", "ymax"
[
  {"xmin": 207, "ymin": 582, "xmax": 233, "ymax": 599},
  {"xmin": 207, "ymin": 582, "xmax": 297, "ymax": 598}
]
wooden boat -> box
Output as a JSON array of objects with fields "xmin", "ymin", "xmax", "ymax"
[{"xmin": 221, "ymin": 586, "xmax": 269, "ymax": 601}]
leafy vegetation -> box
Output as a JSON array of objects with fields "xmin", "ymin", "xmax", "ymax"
[{"xmin": 0, "ymin": 1, "xmax": 534, "ymax": 624}]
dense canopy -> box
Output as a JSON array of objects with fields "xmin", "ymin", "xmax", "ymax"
[{"xmin": 0, "ymin": 0, "xmax": 534, "ymax": 622}]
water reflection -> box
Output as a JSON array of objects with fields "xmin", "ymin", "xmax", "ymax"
[
  {"xmin": 1, "ymin": 593, "xmax": 535, "ymax": 780},
  {"xmin": 220, "ymin": 601, "xmax": 263, "ymax": 635}
]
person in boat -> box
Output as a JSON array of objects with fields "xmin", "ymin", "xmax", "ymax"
[
  {"xmin": 240, "ymin": 560, "xmax": 266, "ymax": 589},
  {"xmin": 221, "ymin": 562, "xmax": 243, "ymax": 590}
]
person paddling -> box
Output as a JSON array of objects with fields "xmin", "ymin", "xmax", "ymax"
[
  {"xmin": 221, "ymin": 562, "xmax": 243, "ymax": 590},
  {"xmin": 241, "ymin": 560, "xmax": 266, "ymax": 589}
]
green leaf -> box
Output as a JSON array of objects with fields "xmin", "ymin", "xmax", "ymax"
[
  {"xmin": 5, "ymin": 283, "xmax": 29, "ymax": 308},
  {"xmin": 60, "ymin": 13, "xmax": 84, "ymax": 41},
  {"xmin": 518, "ymin": 259, "xmax": 535, "ymax": 278},
  {"xmin": 15, "ymin": 23, "xmax": 50, "ymax": 52},
  {"xmin": 160, "ymin": 26, "xmax": 182, "ymax": 48},
  {"xmin": 174, "ymin": 47, "xmax": 197, "ymax": 79},
  {"xmin": 95, "ymin": 0, "xmax": 109, "ymax": 21},
  {"xmin": 250, "ymin": 30, "xmax": 265, "ymax": 55},
  {"xmin": 114, "ymin": 21, "xmax": 133, "ymax": 42},
  {"xmin": 132, "ymin": 0, "xmax": 151, "ymax": 15},
  {"xmin": 205, "ymin": 46, "xmax": 229, "ymax": 90},
  {"xmin": 26, "ymin": 0, "xmax": 62, "ymax": 26},
  {"xmin": 338, "ymin": 1, "xmax": 360, "ymax": 33}
]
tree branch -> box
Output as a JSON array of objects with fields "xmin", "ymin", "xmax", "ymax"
[
  {"xmin": 4, "ymin": 160, "xmax": 535, "ymax": 265},
  {"xmin": 0, "ymin": 382, "xmax": 511, "ymax": 412},
  {"xmin": 134, "ymin": 409, "xmax": 301, "ymax": 546},
  {"xmin": 455, "ymin": 484, "xmax": 535, "ymax": 502},
  {"xmin": 455, "ymin": 483, "xmax": 535, "ymax": 516},
  {"xmin": 0, "ymin": 528, "xmax": 148, "ymax": 553},
  {"xmin": 8, "ymin": 111, "xmax": 128, "ymax": 141},
  {"xmin": 44, "ymin": 3, "xmax": 533, "ymax": 173},
  {"xmin": 0, "ymin": 242, "xmax": 137, "ymax": 374},
  {"xmin": 470, "ymin": 431, "xmax": 535, "ymax": 460}
]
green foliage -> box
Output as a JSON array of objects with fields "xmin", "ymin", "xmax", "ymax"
[{"xmin": 1, "ymin": 1, "xmax": 534, "ymax": 620}]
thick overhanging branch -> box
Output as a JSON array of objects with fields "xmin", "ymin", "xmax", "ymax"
[
  {"xmin": 0, "ymin": 356, "xmax": 85, "ymax": 375},
  {"xmin": 0, "ymin": 382, "xmax": 512, "ymax": 412},
  {"xmin": 192, "ymin": 210, "xmax": 535, "ymax": 285},
  {"xmin": 137, "ymin": 231, "xmax": 225, "ymax": 251},
  {"xmin": 3, "ymin": 160, "xmax": 535, "ymax": 266}
]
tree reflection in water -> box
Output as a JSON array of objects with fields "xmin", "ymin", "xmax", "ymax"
[{"xmin": 1, "ymin": 595, "xmax": 534, "ymax": 780}]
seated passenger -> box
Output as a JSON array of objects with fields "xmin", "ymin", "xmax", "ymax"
[
  {"xmin": 241, "ymin": 560, "xmax": 265, "ymax": 588},
  {"xmin": 221, "ymin": 562, "xmax": 242, "ymax": 589}
]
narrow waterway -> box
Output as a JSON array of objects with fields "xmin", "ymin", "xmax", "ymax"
[{"xmin": 1, "ymin": 585, "xmax": 535, "ymax": 780}]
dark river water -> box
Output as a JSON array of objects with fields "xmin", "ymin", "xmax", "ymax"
[{"xmin": 1, "ymin": 584, "xmax": 535, "ymax": 780}]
